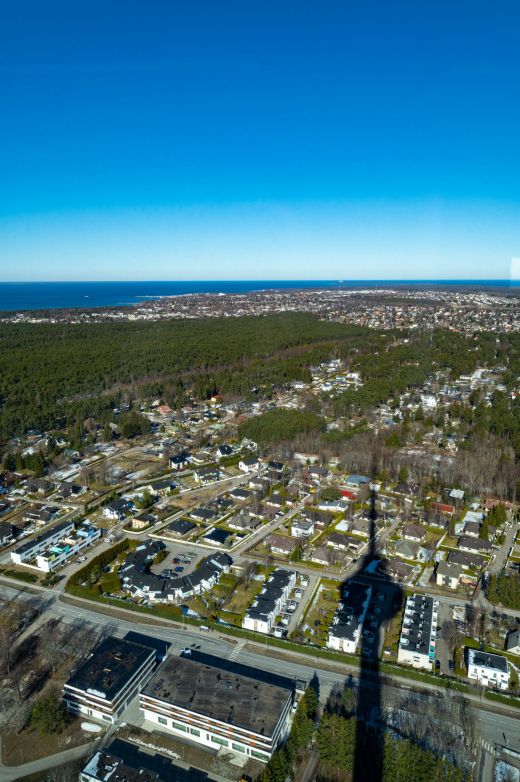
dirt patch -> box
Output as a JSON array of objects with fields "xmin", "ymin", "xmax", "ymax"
[{"xmin": 1, "ymin": 716, "xmax": 98, "ymax": 766}]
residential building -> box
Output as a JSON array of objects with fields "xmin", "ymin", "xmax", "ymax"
[
  {"xmin": 435, "ymin": 561, "xmax": 462, "ymax": 589},
  {"xmin": 266, "ymin": 533, "xmax": 298, "ymax": 556},
  {"xmin": 242, "ymin": 569, "xmax": 296, "ymax": 634},
  {"xmin": 397, "ymin": 594, "xmax": 438, "ymax": 670},
  {"xmin": 35, "ymin": 523, "xmax": 101, "ymax": 572},
  {"xmin": 0, "ymin": 522, "xmax": 14, "ymax": 548},
  {"xmin": 506, "ymin": 630, "xmax": 520, "ymax": 656},
  {"xmin": 466, "ymin": 649, "xmax": 510, "ymax": 690},
  {"xmin": 11, "ymin": 520, "xmax": 75, "ymax": 565},
  {"xmin": 63, "ymin": 637, "xmax": 156, "ymax": 724},
  {"xmin": 327, "ymin": 582, "xmax": 372, "ymax": 654},
  {"xmin": 290, "ymin": 518, "xmax": 314, "ymax": 539}
]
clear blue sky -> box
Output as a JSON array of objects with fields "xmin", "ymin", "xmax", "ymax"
[{"xmin": 1, "ymin": 0, "xmax": 519, "ymax": 281}]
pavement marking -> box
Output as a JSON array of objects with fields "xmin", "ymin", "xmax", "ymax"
[{"xmin": 229, "ymin": 639, "xmax": 246, "ymax": 660}]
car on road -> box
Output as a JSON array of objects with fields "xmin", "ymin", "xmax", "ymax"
[
  {"xmin": 435, "ymin": 659, "xmax": 441, "ymax": 671},
  {"xmin": 448, "ymin": 660, "xmax": 455, "ymax": 672},
  {"xmin": 174, "ymin": 566, "xmax": 184, "ymax": 573}
]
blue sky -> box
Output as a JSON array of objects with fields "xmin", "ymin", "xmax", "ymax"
[{"xmin": 1, "ymin": 0, "xmax": 519, "ymax": 281}]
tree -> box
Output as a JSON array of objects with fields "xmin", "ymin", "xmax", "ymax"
[
  {"xmin": 30, "ymin": 691, "xmax": 67, "ymax": 735},
  {"xmin": 397, "ymin": 465, "xmax": 409, "ymax": 484},
  {"xmin": 442, "ymin": 620, "xmax": 462, "ymax": 657}
]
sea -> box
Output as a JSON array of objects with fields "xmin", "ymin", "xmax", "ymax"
[{"xmin": 0, "ymin": 280, "xmax": 517, "ymax": 313}]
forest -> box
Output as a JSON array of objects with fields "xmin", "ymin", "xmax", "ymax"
[
  {"xmin": 1, "ymin": 314, "xmax": 520, "ymax": 475},
  {"xmin": 0, "ymin": 314, "xmax": 369, "ymax": 438}
]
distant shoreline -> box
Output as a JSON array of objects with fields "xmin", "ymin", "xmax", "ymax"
[{"xmin": 0, "ymin": 279, "xmax": 518, "ymax": 315}]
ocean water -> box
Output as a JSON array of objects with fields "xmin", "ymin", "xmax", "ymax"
[{"xmin": 0, "ymin": 280, "xmax": 517, "ymax": 313}]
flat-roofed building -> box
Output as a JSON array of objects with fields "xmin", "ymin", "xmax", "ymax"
[
  {"xmin": 11, "ymin": 520, "xmax": 75, "ymax": 565},
  {"xmin": 466, "ymin": 649, "xmax": 510, "ymax": 690},
  {"xmin": 63, "ymin": 637, "xmax": 156, "ymax": 724},
  {"xmin": 139, "ymin": 654, "xmax": 294, "ymax": 762},
  {"xmin": 397, "ymin": 593, "xmax": 438, "ymax": 670}
]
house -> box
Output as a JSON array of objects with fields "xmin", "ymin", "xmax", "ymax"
[
  {"xmin": 310, "ymin": 545, "xmax": 335, "ymax": 566},
  {"xmin": 266, "ymin": 493, "xmax": 284, "ymax": 508},
  {"xmin": 457, "ymin": 536, "xmax": 493, "ymax": 554},
  {"xmin": 435, "ymin": 560, "xmax": 462, "ymax": 589},
  {"xmin": 228, "ymin": 513, "xmax": 261, "ymax": 532},
  {"xmin": 169, "ymin": 452, "xmax": 189, "ymax": 471},
  {"xmin": 103, "ymin": 498, "xmax": 133, "ymax": 521},
  {"xmin": 266, "ymin": 533, "xmax": 298, "ymax": 556},
  {"xmin": 382, "ymin": 558, "xmax": 415, "ymax": 583},
  {"xmin": 130, "ymin": 515, "xmax": 155, "ymax": 531},
  {"xmin": 291, "ymin": 518, "xmax": 314, "ymax": 539},
  {"xmin": 189, "ymin": 507, "xmax": 216, "ymax": 523},
  {"xmin": 395, "ymin": 540, "xmax": 422, "ymax": 561},
  {"xmin": 165, "ymin": 518, "xmax": 195, "ymax": 538},
  {"xmin": 402, "ymin": 523, "xmax": 426, "ymax": 543},
  {"xmin": 202, "ymin": 528, "xmax": 232, "ymax": 547},
  {"xmin": 229, "ymin": 487, "xmax": 252, "ymax": 502},
  {"xmin": 344, "ymin": 475, "xmax": 370, "ymax": 490},
  {"xmin": 308, "ymin": 466, "xmax": 330, "ymax": 481},
  {"xmin": 239, "ymin": 456, "xmax": 261, "ymax": 473},
  {"xmin": 216, "ymin": 444, "xmax": 233, "ymax": 460},
  {"xmin": 448, "ymin": 550, "xmax": 485, "ymax": 571},
  {"xmin": 351, "ymin": 518, "xmax": 371, "ymax": 538},
  {"xmin": 326, "ymin": 532, "xmax": 351, "ymax": 551},
  {"xmin": 431, "ymin": 502, "xmax": 455, "ymax": 516},
  {"xmin": 397, "ymin": 594, "xmax": 438, "ymax": 670},
  {"xmin": 267, "ymin": 461, "xmax": 285, "ymax": 474},
  {"xmin": 466, "ymin": 649, "xmax": 509, "ymax": 690},
  {"xmin": 194, "ymin": 467, "xmax": 221, "ymax": 485},
  {"xmin": 506, "ymin": 630, "xmax": 520, "ymax": 656},
  {"xmin": 0, "ymin": 522, "xmax": 14, "ymax": 548},
  {"xmin": 62, "ymin": 636, "xmax": 156, "ymax": 724}
]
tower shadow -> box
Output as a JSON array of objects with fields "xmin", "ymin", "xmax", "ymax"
[{"xmin": 342, "ymin": 476, "xmax": 404, "ymax": 781}]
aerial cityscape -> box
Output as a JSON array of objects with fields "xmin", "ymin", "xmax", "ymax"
[{"xmin": 1, "ymin": 2, "xmax": 520, "ymax": 782}]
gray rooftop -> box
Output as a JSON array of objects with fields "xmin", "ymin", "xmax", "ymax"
[{"xmin": 141, "ymin": 655, "xmax": 292, "ymax": 737}]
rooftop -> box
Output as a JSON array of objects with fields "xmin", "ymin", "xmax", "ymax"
[
  {"xmin": 65, "ymin": 637, "xmax": 155, "ymax": 701},
  {"xmin": 142, "ymin": 654, "xmax": 293, "ymax": 738}
]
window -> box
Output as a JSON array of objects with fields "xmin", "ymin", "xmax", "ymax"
[
  {"xmin": 158, "ymin": 716, "xmax": 167, "ymax": 726},
  {"xmin": 212, "ymin": 736, "xmax": 228, "ymax": 747},
  {"xmin": 232, "ymin": 743, "xmax": 246, "ymax": 753},
  {"xmin": 102, "ymin": 715, "xmax": 111, "ymax": 722},
  {"xmin": 173, "ymin": 722, "xmax": 187, "ymax": 732},
  {"xmin": 251, "ymin": 750, "xmax": 268, "ymax": 760},
  {"xmin": 191, "ymin": 728, "xmax": 201, "ymax": 736}
]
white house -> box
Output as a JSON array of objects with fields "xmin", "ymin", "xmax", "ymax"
[{"xmin": 466, "ymin": 649, "xmax": 510, "ymax": 690}]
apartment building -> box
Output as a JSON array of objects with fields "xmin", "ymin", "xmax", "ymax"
[
  {"xmin": 35, "ymin": 523, "xmax": 101, "ymax": 572},
  {"xmin": 327, "ymin": 581, "xmax": 372, "ymax": 654},
  {"xmin": 242, "ymin": 569, "xmax": 296, "ymax": 634},
  {"xmin": 11, "ymin": 520, "xmax": 75, "ymax": 565},
  {"xmin": 397, "ymin": 593, "xmax": 438, "ymax": 670},
  {"xmin": 63, "ymin": 637, "xmax": 156, "ymax": 724}
]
